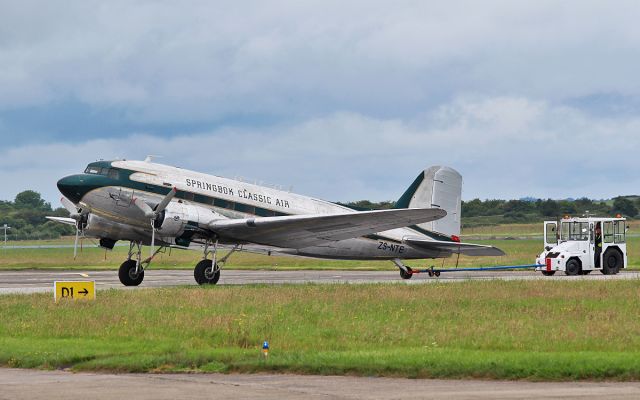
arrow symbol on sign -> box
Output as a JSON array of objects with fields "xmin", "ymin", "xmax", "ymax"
[{"xmin": 78, "ymin": 288, "xmax": 89, "ymax": 296}]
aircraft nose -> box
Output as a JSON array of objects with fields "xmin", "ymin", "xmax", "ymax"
[{"xmin": 57, "ymin": 175, "xmax": 86, "ymax": 204}]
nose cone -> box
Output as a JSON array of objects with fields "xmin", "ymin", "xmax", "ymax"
[{"xmin": 57, "ymin": 175, "xmax": 86, "ymax": 204}]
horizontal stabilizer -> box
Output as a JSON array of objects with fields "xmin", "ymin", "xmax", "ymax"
[
  {"xmin": 404, "ymin": 236, "xmax": 505, "ymax": 256},
  {"xmin": 46, "ymin": 216, "xmax": 77, "ymax": 226},
  {"xmin": 209, "ymin": 208, "xmax": 447, "ymax": 249}
]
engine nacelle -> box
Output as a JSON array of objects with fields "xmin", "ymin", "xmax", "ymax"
[
  {"xmin": 154, "ymin": 202, "xmax": 222, "ymax": 236},
  {"xmin": 154, "ymin": 202, "xmax": 188, "ymax": 237}
]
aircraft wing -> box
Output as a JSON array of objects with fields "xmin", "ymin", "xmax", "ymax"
[
  {"xmin": 208, "ymin": 208, "xmax": 447, "ymax": 249},
  {"xmin": 403, "ymin": 237, "xmax": 505, "ymax": 256},
  {"xmin": 46, "ymin": 216, "xmax": 77, "ymax": 226}
]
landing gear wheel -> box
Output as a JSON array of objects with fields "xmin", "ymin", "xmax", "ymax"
[
  {"xmin": 601, "ymin": 249, "xmax": 622, "ymax": 275},
  {"xmin": 400, "ymin": 267, "xmax": 413, "ymax": 280},
  {"xmin": 194, "ymin": 259, "xmax": 220, "ymax": 285},
  {"xmin": 434, "ymin": 271, "xmax": 441, "ymax": 277},
  {"xmin": 564, "ymin": 259, "xmax": 581, "ymax": 276},
  {"xmin": 118, "ymin": 259, "xmax": 144, "ymax": 286},
  {"xmin": 541, "ymin": 271, "xmax": 556, "ymax": 276}
]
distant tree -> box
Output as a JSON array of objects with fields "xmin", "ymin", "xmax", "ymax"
[
  {"xmin": 613, "ymin": 197, "xmax": 638, "ymax": 217},
  {"xmin": 503, "ymin": 200, "xmax": 533, "ymax": 213},
  {"xmin": 557, "ymin": 200, "xmax": 576, "ymax": 215},
  {"xmin": 14, "ymin": 190, "xmax": 50, "ymax": 211},
  {"xmin": 540, "ymin": 199, "xmax": 559, "ymax": 217}
]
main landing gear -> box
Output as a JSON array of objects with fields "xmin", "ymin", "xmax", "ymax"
[
  {"xmin": 118, "ymin": 241, "xmax": 163, "ymax": 286},
  {"xmin": 193, "ymin": 240, "xmax": 240, "ymax": 286},
  {"xmin": 117, "ymin": 240, "xmax": 241, "ymax": 287}
]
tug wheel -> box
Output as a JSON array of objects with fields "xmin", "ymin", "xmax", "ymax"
[
  {"xmin": 564, "ymin": 259, "xmax": 581, "ymax": 276},
  {"xmin": 541, "ymin": 271, "xmax": 555, "ymax": 276},
  {"xmin": 601, "ymin": 249, "xmax": 622, "ymax": 275}
]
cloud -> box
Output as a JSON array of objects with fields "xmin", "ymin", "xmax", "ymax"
[
  {"xmin": 1, "ymin": 96, "xmax": 639, "ymax": 205},
  {"xmin": 2, "ymin": 0, "xmax": 640, "ymax": 126}
]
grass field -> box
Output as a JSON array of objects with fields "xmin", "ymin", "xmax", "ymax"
[{"xmin": 1, "ymin": 280, "xmax": 640, "ymax": 380}]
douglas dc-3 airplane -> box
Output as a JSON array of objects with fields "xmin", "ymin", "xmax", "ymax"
[{"xmin": 48, "ymin": 159, "xmax": 504, "ymax": 286}]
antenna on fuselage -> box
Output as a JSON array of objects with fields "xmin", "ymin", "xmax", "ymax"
[{"xmin": 144, "ymin": 155, "xmax": 163, "ymax": 163}]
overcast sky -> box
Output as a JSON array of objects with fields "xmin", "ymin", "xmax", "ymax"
[{"xmin": 2, "ymin": 0, "xmax": 640, "ymax": 206}]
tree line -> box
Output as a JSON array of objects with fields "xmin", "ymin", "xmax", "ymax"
[
  {"xmin": 343, "ymin": 197, "xmax": 639, "ymax": 227},
  {"xmin": 0, "ymin": 191, "xmax": 74, "ymax": 241}
]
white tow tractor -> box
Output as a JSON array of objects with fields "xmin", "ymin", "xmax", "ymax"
[{"xmin": 536, "ymin": 216, "xmax": 627, "ymax": 276}]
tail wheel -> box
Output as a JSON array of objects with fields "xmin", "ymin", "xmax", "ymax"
[
  {"xmin": 194, "ymin": 259, "xmax": 220, "ymax": 285},
  {"xmin": 118, "ymin": 259, "xmax": 144, "ymax": 286},
  {"xmin": 601, "ymin": 249, "xmax": 622, "ymax": 275},
  {"xmin": 400, "ymin": 267, "xmax": 413, "ymax": 280},
  {"xmin": 564, "ymin": 259, "xmax": 581, "ymax": 276}
]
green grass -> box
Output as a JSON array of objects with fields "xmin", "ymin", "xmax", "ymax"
[{"xmin": 1, "ymin": 280, "xmax": 640, "ymax": 379}]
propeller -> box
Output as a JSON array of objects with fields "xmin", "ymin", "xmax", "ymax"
[
  {"xmin": 60, "ymin": 197, "xmax": 91, "ymax": 259},
  {"xmin": 133, "ymin": 187, "xmax": 177, "ymax": 257}
]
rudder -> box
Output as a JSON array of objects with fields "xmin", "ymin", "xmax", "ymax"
[{"xmin": 395, "ymin": 166, "xmax": 462, "ymax": 237}]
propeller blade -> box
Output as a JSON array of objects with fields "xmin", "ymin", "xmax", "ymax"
[
  {"xmin": 60, "ymin": 197, "xmax": 77, "ymax": 213},
  {"xmin": 60, "ymin": 197, "xmax": 80, "ymax": 219},
  {"xmin": 155, "ymin": 187, "xmax": 177, "ymax": 214},
  {"xmin": 60, "ymin": 197, "xmax": 91, "ymax": 220},
  {"xmin": 73, "ymin": 228, "xmax": 79, "ymax": 260},
  {"xmin": 150, "ymin": 221, "xmax": 156, "ymax": 258},
  {"xmin": 133, "ymin": 197, "xmax": 155, "ymax": 219}
]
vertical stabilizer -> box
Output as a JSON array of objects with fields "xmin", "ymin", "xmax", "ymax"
[{"xmin": 395, "ymin": 166, "xmax": 462, "ymax": 237}]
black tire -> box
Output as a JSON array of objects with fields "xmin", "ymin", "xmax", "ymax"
[
  {"xmin": 541, "ymin": 271, "xmax": 556, "ymax": 276},
  {"xmin": 601, "ymin": 249, "xmax": 622, "ymax": 275},
  {"xmin": 118, "ymin": 259, "xmax": 144, "ymax": 286},
  {"xmin": 400, "ymin": 267, "xmax": 413, "ymax": 280},
  {"xmin": 564, "ymin": 259, "xmax": 581, "ymax": 276},
  {"xmin": 194, "ymin": 259, "xmax": 220, "ymax": 285},
  {"xmin": 580, "ymin": 270, "xmax": 591, "ymax": 275}
]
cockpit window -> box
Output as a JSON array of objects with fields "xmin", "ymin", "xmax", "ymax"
[{"xmin": 84, "ymin": 165, "xmax": 119, "ymax": 179}]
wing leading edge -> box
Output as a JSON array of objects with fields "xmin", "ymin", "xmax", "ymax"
[{"xmin": 208, "ymin": 208, "xmax": 447, "ymax": 249}]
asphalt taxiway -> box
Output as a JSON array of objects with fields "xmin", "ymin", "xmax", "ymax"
[
  {"xmin": 0, "ymin": 269, "xmax": 639, "ymax": 295},
  {"xmin": 1, "ymin": 368, "xmax": 640, "ymax": 400}
]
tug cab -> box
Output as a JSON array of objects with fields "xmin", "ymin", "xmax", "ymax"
[{"xmin": 535, "ymin": 216, "xmax": 627, "ymax": 276}]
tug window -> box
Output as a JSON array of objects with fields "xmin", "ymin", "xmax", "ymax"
[
  {"xmin": 560, "ymin": 222, "xmax": 589, "ymax": 241},
  {"xmin": 614, "ymin": 221, "xmax": 626, "ymax": 243},
  {"xmin": 604, "ymin": 221, "xmax": 614, "ymax": 243}
]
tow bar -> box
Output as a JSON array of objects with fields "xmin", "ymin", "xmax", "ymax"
[{"xmin": 412, "ymin": 264, "xmax": 544, "ymax": 277}]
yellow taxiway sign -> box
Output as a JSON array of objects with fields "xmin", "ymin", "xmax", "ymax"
[{"xmin": 54, "ymin": 281, "xmax": 96, "ymax": 302}]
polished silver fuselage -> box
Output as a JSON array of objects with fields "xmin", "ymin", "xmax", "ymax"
[{"xmin": 71, "ymin": 160, "xmax": 453, "ymax": 260}]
